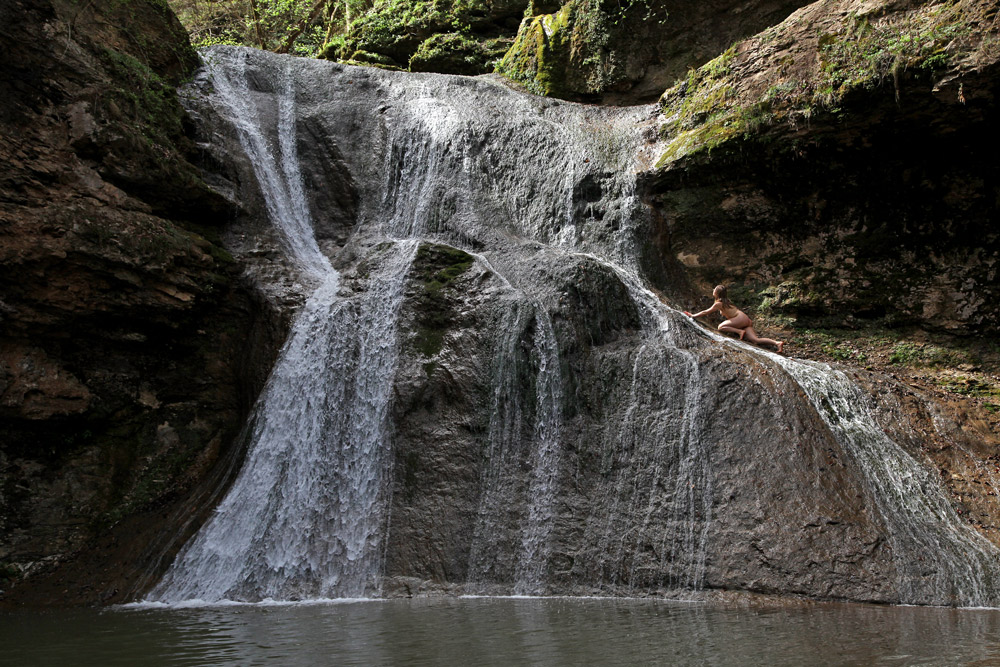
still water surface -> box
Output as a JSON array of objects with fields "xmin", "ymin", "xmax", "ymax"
[{"xmin": 5, "ymin": 596, "xmax": 1000, "ymax": 666}]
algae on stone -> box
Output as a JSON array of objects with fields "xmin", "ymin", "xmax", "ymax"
[
  {"xmin": 496, "ymin": 0, "xmax": 650, "ymax": 99},
  {"xmin": 324, "ymin": 0, "xmax": 527, "ymax": 74},
  {"xmin": 410, "ymin": 243, "xmax": 475, "ymax": 359},
  {"xmin": 655, "ymin": 0, "xmax": 997, "ymax": 168}
]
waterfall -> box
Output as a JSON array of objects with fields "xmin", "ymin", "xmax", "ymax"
[
  {"xmin": 202, "ymin": 49, "xmax": 330, "ymax": 277},
  {"xmin": 773, "ymin": 356, "xmax": 1000, "ymax": 605},
  {"xmin": 583, "ymin": 253, "xmax": 999, "ymax": 604},
  {"xmin": 465, "ymin": 301, "xmax": 565, "ymax": 593},
  {"xmin": 514, "ymin": 310, "xmax": 564, "ymax": 594},
  {"xmin": 576, "ymin": 255, "xmax": 713, "ymax": 592},
  {"xmin": 150, "ymin": 49, "xmax": 417, "ymax": 602},
  {"xmin": 151, "ymin": 46, "xmax": 1000, "ymax": 606}
]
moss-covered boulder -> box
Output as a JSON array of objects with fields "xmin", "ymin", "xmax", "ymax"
[
  {"xmin": 654, "ymin": 0, "xmax": 1000, "ymax": 168},
  {"xmin": 410, "ymin": 31, "xmax": 507, "ymax": 74},
  {"xmin": 496, "ymin": 0, "xmax": 812, "ymax": 103},
  {"xmin": 495, "ymin": 1, "xmax": 578, "ymax": 98}
]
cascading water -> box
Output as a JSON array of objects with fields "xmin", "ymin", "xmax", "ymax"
[
  {"xmin": 589, "ymin": 252, "xmax": 1000, "ymax": 603},
  {"xmin": 203, "ymin": 51, "xmax": 330, "ymax": 277},
  {"xmin": 772, "ymin": 356, "xmax": 1000, "ymax": 605},
  {"xmin": 514, "ymin": 310, "xmax": 564, "ymax": 595},
  {"xmin": 575, "ymin": 255, "xmax": 714, "ymax": 592},
  {"xmin": 151, "ymin": 45, "xmax": 1000, "ymax": 606},
  {"xmin": 465, "ymin": 301, "xmax": 536, "ymax": 589},
  {"xmin": 149, "ymin": 50, "xmax": 417, "ymax": 602}
]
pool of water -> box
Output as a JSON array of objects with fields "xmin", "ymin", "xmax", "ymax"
[{"xmin": 5, "ymin": 596, "xmax": 1000, "ymax": 666}]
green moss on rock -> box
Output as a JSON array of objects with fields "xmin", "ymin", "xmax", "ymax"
[
  {"xmin": 496, "ymin": 4, "xmax": 572, "ymax": 95},
  {"xmin": 347, "ymin": 49, "xmax": 404, "ymax": 68},
  {"xmin": 496, "ymin": 0, "xmax": 693, "ymax": 100},
  {"xmin": 324, "ymin": 0, "xmax": 528, "ymax": 75},
  {"xmin": 497, "ymin": 0, "xmax": 642, "ymax": 98},
  {"xmin": 410, "ymin": 31, "xmax": 511, "ymax": 74},
  {"xmin": 655, "ymin": 1, "xmax": 994, "ymax": 169},
  {"xmin": 410, "ymin": 243, "xmax": 474, "ymax": 359}
]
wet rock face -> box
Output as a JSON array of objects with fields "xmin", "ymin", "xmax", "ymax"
[
  {"xmin": 386, "ymin": 254, "xmax": 896, "ymax": 601},
  {"xmin": 389, "ymin": 254, "xmax": 899, "ymax": 601},
  {"xmin": 0, "ymin": 0, "xmax": 285, "ymax": 605},
  {"xmin": 859, "ymin": 371, "xmax": 1000, "ymax": 552},
  {"xmin": 390, "ymin": 249, "xmax": 1000, "ymax": 604}
]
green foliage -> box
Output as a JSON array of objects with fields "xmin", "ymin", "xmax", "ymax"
[
  {"xmin": 815, "ymin": 6, "xmax": 969, "ymax": 103},
  {"xmin": 417, "ymin": 243, "xmax": 474, "ymax": 294},
  {"xmin": 0, "ymin": 562, "xmax": 20, "ymax": 583},
  {"xmin": 168, "ymin": 0, "xmax": 526, "ymax": 74},
  {"xmin": 323, "ymin": 0, "xmax": 526, "ymax": 73},
  {"xmin": 320, "ymin": 33, "xmax": 348, "ymax": 59},
  {"xmin": 655, "ymin": 43, "xmax": 767, "ymax": 165},
  {"xmin": 722, "ymin": 280, "xmax": 823, "ymax": 332},
  {"xmin": 608, "ymin": 0, "xmax": 665, "ymax": 25},
  {"xmin": 939, "ymin": 375, "xmax": 1000, "ymax": 397},
  {"xmin": 168, "ymin": 0, "xmax": 376, "ymax": 56},
  {"xmin": 495, "ymin": 7, "xmax": 573, "ymax": 96},
  {"xmin": 347, "ymin": 1, "xmax": 448, "ymax": 53},
  {"xmin": 938, "ymin": 375, "xmax": 1000, "ymax": 413},
  {"xmin": 822, "ymin": 342, "xmax": 867, "ymax": 363},
  {"xmin": 346, "ymin": 49, "xmax": 401, "ymax": 67},
  {"xmin": 409, "ymin": 32, "xmax": 495, "ymax": 74}
]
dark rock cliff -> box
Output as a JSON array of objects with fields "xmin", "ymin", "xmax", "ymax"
[{"xmin": 0, "ymin": 0, "xmax": 287, "ymax": 605}]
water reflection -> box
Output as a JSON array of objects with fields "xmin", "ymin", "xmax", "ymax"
[{"xmin": 5, "ymin": 597, "xmax": 1000, "ymax": 666}]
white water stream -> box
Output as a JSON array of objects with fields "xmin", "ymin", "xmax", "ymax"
[
  {"xmin": 150, "ymin": 52, "xmax": 417, "ymax": 602},
  {"xmin": 773, "ymin": 355, "xmax": 1000, "ymax": 605},
  {"xmin": 514, "ymin": 310, "xmax": 565, "ymax": 594}
]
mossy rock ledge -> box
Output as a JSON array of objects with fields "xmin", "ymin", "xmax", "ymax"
[
  {"xmin": 643, "ymin": 0, "xmax": 1000, "ymax": 337},
  {"xmin": 496, "ymin": 0, "xmax": 812, "ymax": 103}
]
